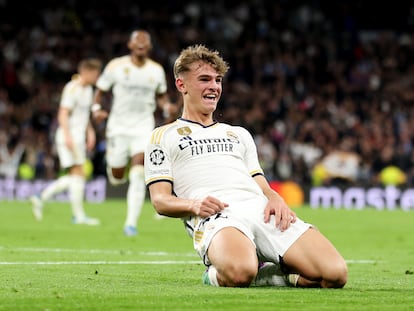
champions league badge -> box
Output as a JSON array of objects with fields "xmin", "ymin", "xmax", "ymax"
[{"xmin": 149, "ymin": 149, "xmax": 165, "ymax": 165}]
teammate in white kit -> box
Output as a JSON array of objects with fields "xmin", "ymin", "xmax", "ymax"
[
  {"xmin": 30, "ymin": 58, "xmax": 102, "ymax": 225},
  {"xmin": 145, "ymin": 45, "xmax": 348, "ymax": 288},
  {"xmin": 92, "ymin": 30, "xmax": 176, "ymax": 236}
]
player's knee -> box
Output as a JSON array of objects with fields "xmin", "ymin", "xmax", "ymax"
[
  {"xmin": 222, "ymin": 262, "xmax": 257, "ymax": 287},
  {"xmin": 322, "ymin": 260, "xmax": 348, "ymax": 288},
  {"xmin": 106, "ymin": 167, "xmax": 127, "ymax": 185}
]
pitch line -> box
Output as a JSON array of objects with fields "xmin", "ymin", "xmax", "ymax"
[
  {"xmin": 0, "ymin": 246, "xmax": 380, "ymax": 264},
  {"xmin": 0, "ymin": 260, "xmax": 379, "ymax": 265},
  {"xmin": 0, "ymin": 260, "xmax": 201, "ymax": 265},
  {"xmin": 0, "ymin": 246, "xmax": 196, "ymax": 257},
  {"xmin": 345, "ymin": 260, "xmax": 379, "ymax": 264}
]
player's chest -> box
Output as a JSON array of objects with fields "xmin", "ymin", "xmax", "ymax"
[
  {"xmin": 170, "ymin": 127, "xmax": 245, "ymax": 160},
  {"xmin": 73, "ymin": 87, "xmax": 93, "ymax": 108},
  {"xmin": 114, "ymin": 66, "xmax": 159, "ymax": 85}
]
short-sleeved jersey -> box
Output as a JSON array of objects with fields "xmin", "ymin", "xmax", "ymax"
[
  {"xmin": 96, "ymin": 55, "xmax": 167, "ymax": 137},
  {"xmin": 55, "ymin": 77, "xmax": 93, "ymax": 143},
  {"xmin": 145, "ymin": 118, "xmax": 266, "ymax": 203}
]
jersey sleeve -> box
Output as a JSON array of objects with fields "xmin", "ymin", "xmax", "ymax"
[
  {"xmin": 95, "ymin": 59, "xmax": 116, "ymax": 91},
  {"xmin": 238, "ymin": 127, "xmax": 264, "ymax": 177},
  {"xmin": 144, "ymin": 126, "xmax": 173, "ymax": 186},
  {"xmin": 155, "ymin": 64, "xmax": 167, "ymax": 95},
  {"xmin": 60, "ymin": 82, "xmax": 76, "ymax": 110}
]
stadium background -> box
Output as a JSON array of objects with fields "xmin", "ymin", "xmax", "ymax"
[{"xmin": 1, "ymin": 0, "xmax": 414, "ymax": 209}]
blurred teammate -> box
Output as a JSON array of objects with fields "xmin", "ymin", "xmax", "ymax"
[
  {"xmin": 92, "ymin": 29, "xmax": 177, "ymax": 236},
  {"xmin": 145, "ymin": 45, "xmax": 348, "ymax": 288},
  {"xmin": 30, "ymin": 58, "xmax": 102, "ymax": 225}
]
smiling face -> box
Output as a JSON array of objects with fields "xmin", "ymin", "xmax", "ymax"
[{"xmin": 176, "ymin": 61, "xmax": 223, "ymax": 121}]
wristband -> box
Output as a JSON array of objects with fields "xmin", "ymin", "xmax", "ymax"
[{"xmin": 91, "ymin": 103, "xmax": 102, "ymax": 113}]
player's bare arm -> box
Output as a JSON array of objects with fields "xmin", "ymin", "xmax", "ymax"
[
  {"xmin": 91, "ymin": 89, "xmax": 109, "ymax": 123},
  {"xmin": 149, "ymin": 181, "xmax": 228, "ymax": 218},
  {"xmin": 86, "ymin": 123, "xmax": 96, "ymax": 152},
  {"xmin": 254, "ymin": 175, "xmax": 296, "ymax": 231}
]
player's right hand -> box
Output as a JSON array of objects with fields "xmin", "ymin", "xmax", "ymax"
[{"xmin": 191, "ymin": 196, "xmax": 229, "ymax": 218}]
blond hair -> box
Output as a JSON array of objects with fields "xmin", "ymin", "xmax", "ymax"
[
  {"xmin": 173, "ymin": 44, "xmax": 229, "ymax": 78},
  {"xmin": 78, "ymin": 58, "xmax": 102, "ymax": 72}
]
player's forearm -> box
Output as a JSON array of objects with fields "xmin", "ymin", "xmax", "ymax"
[
  {"xmin": 150, "ymin": 192, "xmax": 197, "ymax": 218},
  {"xmin": 85, "ymin": 123, "xmax": 96, "ymax": 148}
]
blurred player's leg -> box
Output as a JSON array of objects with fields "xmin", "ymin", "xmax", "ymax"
[
  {"xmin": 106, "ymin": 166, "xmax": 127, "ymax": 185},
  {"xmin": 30, "ymin": 175, "xmax": 72, "ymax": 221},
  {"xmin": 41, "ymin": 175, "xmax": 72, "ymax": 201},
  {"xmin": 124, "ymin": 165, "xmax": 145, "ymax": 236},
  {"xmin": 70, "ymin": 175, "xmax": 100, "ymax": 225},
  {"xmin": 30, "ymin": 194, "xmax": 43, "ymax": 221}
]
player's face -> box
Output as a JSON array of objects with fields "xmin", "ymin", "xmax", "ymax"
[
  {"xmin": 84, "ymin": 69, "xmax": 101, "ymax": 85},
  {"xmin": 179, "ymin": 61, "xmax": 223, "ymax": 114},
  {"xmin": 128, "ymin": 31, "xmax": 152, "ymax": 58}
]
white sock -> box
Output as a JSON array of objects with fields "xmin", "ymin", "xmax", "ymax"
[
  {"xmin": 207, "ymin": 266, "xmax": 219, "ymax": 287},
  {"xmin": 287, "ymin": 273, "xmax": 300, "ymax": 287},
  {"xmin": 252, "ymin": 262, "xmax": 289, "ymax": 287},
  {"xmin": 125, "ymin": 165, "xmax": 145, "ymax": 227},
  {"xmin": 69, "ymin": 175, "xmax": 86, "ymax": 219},
  {"xmin": 40, "ymin": 175, "xmax": 71, "ymax": 202}
]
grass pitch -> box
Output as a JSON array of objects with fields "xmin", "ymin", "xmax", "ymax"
[{"xmin": 0, "ymin": 199, "xmax": 413, "ymax": 310}]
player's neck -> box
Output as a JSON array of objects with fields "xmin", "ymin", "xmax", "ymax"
[
  {"xmin": 181, "ymin": 110, "xmax": 214, "ymax": 126},
  {"xmin": 131, "ymin": 55, "xmax": 147, "ymax": 67},
  {"xmin": 77, "ymin": 75, "xmax": 87, "ymax": 86}
]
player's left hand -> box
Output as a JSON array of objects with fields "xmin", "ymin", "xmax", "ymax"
[{"xmin": 264, "ymin": 196, "xmax": 296, "ymax": 232}]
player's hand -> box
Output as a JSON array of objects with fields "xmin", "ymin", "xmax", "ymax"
[
  {"xmin": 191, "ymin": 196, "xmax": 229, "ymax": 218},
  {"xmin": 264, "ymin": 196, "xmax": 296, "ymax": 231}
]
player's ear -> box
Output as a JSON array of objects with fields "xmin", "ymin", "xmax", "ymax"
[{"xmin": 175, "ymin": 77, "xmax": 186, "ymax": 94}]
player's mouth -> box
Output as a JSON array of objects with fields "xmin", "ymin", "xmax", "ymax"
[{"xmin": 203, "ymin": 94, "xmax": 218, "ymax": 103}]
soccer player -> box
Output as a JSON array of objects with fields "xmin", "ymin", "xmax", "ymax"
[
  {"xmin": 144, "ymin": 45, "xmax": 348, "ymax": 288},
  {"xmin": 30, "ymin": 58, "xmax": 102, "ymax": 225},
  {"xmin": 92, "ymin": 30, "xmax": 177, "ymax": 236}
]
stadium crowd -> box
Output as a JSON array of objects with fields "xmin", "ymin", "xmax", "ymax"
[{"xmin": 1, "ymin": 0, "xmax": 414, "ymax": 187}]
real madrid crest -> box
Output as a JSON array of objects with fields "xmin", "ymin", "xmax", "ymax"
[
  {"xmin": 226, "ymin": 131, "xmax": 238, "ymax": 140},
  {"xmin": 124, "ymin": 67, "xmax": 130, "ymax": 79},
  {"xmin": 177, "ymin": 127, "xmax": 192, "ymax": 136}
]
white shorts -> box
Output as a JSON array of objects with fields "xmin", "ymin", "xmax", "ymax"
[
  {"xmin": 192, "ymin": 196, "xmax": 311, "ymax": 266},
  {"xmin": 56, "ymin": 139, "xmax": 86, "ymax": 169},
  {"xmin": 105, "ymin": 134, "xmax": 150, "ymax": 168}
]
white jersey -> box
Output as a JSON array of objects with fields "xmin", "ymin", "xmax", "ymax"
[
  {"xmin": 96, "ymin": 55, "xmax": 167, "ymax": 137},
  {"xmin": 55, "ymin": 76, "xmax": 93, "ymax": 144},
  {"xmin": 145, "ymin": 119, "xmax": 312, "ymax": 262},
  {"xmin": 145, "ymin": 118, "xmax": 266, "ymax": 204}
]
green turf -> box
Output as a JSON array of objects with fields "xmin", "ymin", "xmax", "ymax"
[{"xmin": 0, "ymin": 199, "xmax": 413, "ymax": 310}]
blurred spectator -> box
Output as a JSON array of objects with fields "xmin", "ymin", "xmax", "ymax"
[
  {"xmin": 1, "ymin": 0, "xmax": 414, "ymax": 188},
  {"xmin": 0, "ymin": 129, "xmax": 25, "ymax": 178}
]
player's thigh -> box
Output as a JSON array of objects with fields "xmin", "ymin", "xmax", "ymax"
[
  {"xmin": 106, "ymin": 136, "xmax": 130, "ymax": 168},
  {"xmin": 57, "ymin": 141, "xmax": 85, "ymax": 168},
  {"xmin": 282, "ymin": 227, "xmax": 345, "ymax": 278},
  {"xmin": 208, "ymin": 227, "xmax": 258, "ymax": 271},
  {"xmin": 130, "ymin": 134, "xmax": 149, "ymax": 156}
]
